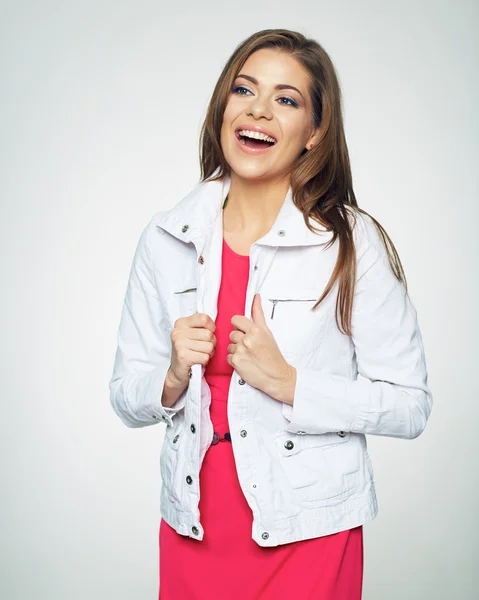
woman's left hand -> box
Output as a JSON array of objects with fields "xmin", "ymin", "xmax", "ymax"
[{"xmin": 226, "ymin": 293, "xmax": 296, "ymax": 405}]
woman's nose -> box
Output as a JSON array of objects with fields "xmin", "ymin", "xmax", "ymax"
[{"xmin": 246, "ymin": 95, "xmax": 273, "ymax": 120}]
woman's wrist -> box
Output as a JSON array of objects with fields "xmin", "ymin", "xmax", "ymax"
[
  {"xmin": 265, "ymin": 364, "xmax": 297, "ymax": 405},
  {"xmin": 161, "ymin": 367, "xmax": 188, "ymax": 408}
]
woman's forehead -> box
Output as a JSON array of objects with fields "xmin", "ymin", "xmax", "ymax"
[{"xmin": 238, "ymin": 49, "xmax": 309, "ymax": 87}]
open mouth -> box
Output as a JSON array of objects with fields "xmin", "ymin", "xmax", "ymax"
[{"xmin": 235, "ymin": 129, "xmax": 277, "ymax": 150}]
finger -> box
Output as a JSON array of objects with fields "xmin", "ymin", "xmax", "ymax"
[
  {"xmin": 231, "ymin": 314, "xmax": 254, "ymax": 333},
  {"xmin": 186, "ymin": 327, "xmax": 217, "ymax": 345},
  {"xmin": 227, "ymin": 342, "xmax": 238, "ymax": 355},
  {"xmin": 186, "ymin": 339, "xmax": 216, "ymax": 355},
  {"xmin": 188, "ymin": 350, "xmax": 214, "ymax": 365},
  {"xmin": 229, "ymin": 329, "xmax": 244, "ymax": 344},
  {"xmin": 251, "ymin": 293, "xmax": 267, "ymax": 328},
  {"xmin": 172, "ymin": 324, "xmax": 216, "ymax": 347},
  {"xmin": 183, "ymin": 312, "xmax": 216, "ymax": 332}
]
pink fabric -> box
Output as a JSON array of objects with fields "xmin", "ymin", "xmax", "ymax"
[{"xmin": 159, "ymin": 238, "xmax": 364, "ymax": 599}]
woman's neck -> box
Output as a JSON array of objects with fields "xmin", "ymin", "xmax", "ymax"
[{"xmin": 223, "ymin": 173, "xmax": 290, "ymax": 237}]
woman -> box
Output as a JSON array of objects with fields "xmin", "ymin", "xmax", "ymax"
[{"xmin": 109, "ymin": 29, "xmax": 433, "ymax": 599}]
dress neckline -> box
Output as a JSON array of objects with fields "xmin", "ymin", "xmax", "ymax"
[{"xmin": 222, "ymin": 237, "xmax": 250, "ymax": 260}]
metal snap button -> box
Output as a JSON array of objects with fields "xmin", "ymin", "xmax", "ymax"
[
  {"xmin": 190, "ymin": 424, "xmax": 196, "ymax": 433},
  {"xmin": 337, "ymin": 431, "xmax": 347, "ymax": 437},
  {"xmin": 261, "ymin": 532, "xmax": 269, "ymax": 540},
  {"xmin": 240, "ymin": 430, "xmax": 247, "ymax": 438},
  {"xmin": 277, "ymin": 230, "xmax": 286, "ymax": 237},
  {"xmin": 186, "ymin": 475, "xmax": 193, "ymax": 484},
  {"xmin": 198, "ymin": 255, "xmax": 204, "ymax": 264},
  {"xmin": 191, "ymin": 526, "xmax": 199, "ymax": 535},
  {"xmin": 284, "ymin": 440, "xmax": 294, "ymax": 450},
  {"xmin": 173, "ymin": 434, "xmax": 180, "ymax": 444},
  {"xmin": 254, "ymin": 265, "xmax": 258, "ymax": 270},
  {"xmin": 238, "ymin": 378, "xmax": 245, "ymax": 385},
  {"xmin": 181, "ymin": 225, "xmax": 189, "ymax": 233}
]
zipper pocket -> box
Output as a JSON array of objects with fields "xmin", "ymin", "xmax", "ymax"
[
  {"xmin": 174, "ymin": 287, "xmax": 197, "ymax": 294},
  {"xmin": 268, "ymin": 298, "xmax": 317, "ymax": 319}
]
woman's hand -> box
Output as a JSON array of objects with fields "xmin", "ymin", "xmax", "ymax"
[
  {"xmin": 162, "ymin": 313, "xmax": 217, "ymax": 408},
  {"xmin": 169, "ymin": 312, "xmax": 217, "ymax": 385},
  {"xmin": 226, "ymin": 294, "xmax": 297, "ymax": 404}
]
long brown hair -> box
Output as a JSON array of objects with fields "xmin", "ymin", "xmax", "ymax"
[{"xmin": 199, "ymin": 28, "xmax": 406, "ymax": 336}]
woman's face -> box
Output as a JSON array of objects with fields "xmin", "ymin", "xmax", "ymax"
[{"xmin": 220, "ymin": 48, "xmax": 319, "ymax": 183}]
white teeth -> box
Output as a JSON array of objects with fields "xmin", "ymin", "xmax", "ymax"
[{"xmin": 237, "ymin": 129, "xmax": 276, "ymax": 143}]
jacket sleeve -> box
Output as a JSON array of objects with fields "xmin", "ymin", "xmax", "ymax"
[
  {"xmin": 282, "ymin": 213, "xmax": 433, "ymax": 439},
  {"xmin": 109, "ymin": 217, "xmax": 186, "ymax": 428}
]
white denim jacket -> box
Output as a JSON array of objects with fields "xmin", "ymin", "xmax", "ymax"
[{"xmin": 109, "ymin": 173, "xmax": 433, "ymax": 547}]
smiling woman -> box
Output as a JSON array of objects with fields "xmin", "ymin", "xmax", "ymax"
[{"xmin": 108, "ymin": 27, "xmax": 433, "ymax": 600}]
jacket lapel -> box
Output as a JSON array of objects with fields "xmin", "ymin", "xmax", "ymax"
[{"xmin": 154, "ymin": 173, "xmax": 335, "ymax": 250}]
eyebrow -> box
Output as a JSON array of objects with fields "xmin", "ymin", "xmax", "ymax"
[{"xmin": 235, "ymin": 74, "xmax": 305, "ymax": 102}]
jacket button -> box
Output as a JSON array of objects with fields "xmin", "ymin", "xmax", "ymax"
[
  {"xmin": 284, "ymin": 440, "xmax": 294, "ymax": 450},
  {"xmin": 173, "ymin": 434, "xmax": 180, "ymax": 444},
  {"xmin": 198, "ymin": 255, "xmax": 204, "ymax": 264},
  {"xmin": 238, "ymin": 378, "xmax": 245, "ymax": 385},
  {"xmin": 191, "ymin": 526, "xmax": 199, "ymax": 535},
  {"xmin": 261, "ymin": 532, "xmax": 269, "ymax": 540},
  {"xmin": 152, "ymin": 415, "xmax": 158, "ymax": 419},
  {"xmin": 337, "ymin": 431, "xmax": 347, "ymax": 437},
  {"xmin": 240, "ymin": 429, "xmax": 247, "ymax": 438},
  {"xmin": 186, "ymin": 475, "xmax": 193, "ymax": 484},
  {"xmin": 277, "ymin": 230, "xmax": 286, "ymax": 237},
  {"xmin": 181, "ymin": 225, "xmax": 189, "ymax": 233},
  {"xmin": 190, "ymin": 424, "xmax": 196, "ymax": 433}
]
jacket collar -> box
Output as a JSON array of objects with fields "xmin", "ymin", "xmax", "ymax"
[{"xmin": 154, "ymin": 171, "xmax": 335, "ymax": 248}]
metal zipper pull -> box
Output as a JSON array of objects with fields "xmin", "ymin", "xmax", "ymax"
[
  {"xmin": 174, "ymin": 287, "xmax": 197, "ymax": 294},
  {"xmin": 268, "ymin": 298, "xmax": 317, "ymax": 320},
  {"xmin": 270, "ymin": 299, "xmax": 279, "ymax": 319}
]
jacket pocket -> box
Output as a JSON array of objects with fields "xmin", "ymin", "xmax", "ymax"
[
  {"xmin": 173, "ymin": 286, "xmax": 197, "ymax": 318},
  {"xmin": 274, "ymin": 431, "xmax": 360, "ymax": 508},
  {"xmin": 160, "ymin": 419, "xmax": 185, "ymax": 505},
  {"xmin": 265, "ymin": 296, "xmax": 329, "ymax": 358}
]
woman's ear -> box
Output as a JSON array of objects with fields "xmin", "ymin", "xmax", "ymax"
[{"xmin": 305, "ymin": 128, "xmax": 321, "ymax": 151}]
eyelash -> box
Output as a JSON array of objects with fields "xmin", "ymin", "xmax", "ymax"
[{"xmin": 231, "ymin": 85, "xmax": 299, "ymax": 108}]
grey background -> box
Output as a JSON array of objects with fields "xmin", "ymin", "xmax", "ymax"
[{"xmin": 1, "ymin": 1, "xmax": 477, "ymax": 598}]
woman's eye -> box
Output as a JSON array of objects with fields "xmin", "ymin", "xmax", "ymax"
[
  {"xmin": 278, "ymin": 96, "xmax": 299, "ymax": 107},
  {"xmin": 231, "ymin": 85, "xmax": 299, "ymax": 108},
  {"xmin": 232, "ymin": 85, "xmax": 251, "ymax": 95}
]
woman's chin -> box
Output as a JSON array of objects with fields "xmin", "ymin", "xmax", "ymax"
[{"xmin": 226, "ymin": 156, "xmax": 283, "ymax": 182}]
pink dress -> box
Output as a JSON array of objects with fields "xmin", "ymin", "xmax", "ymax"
[{"xmin": 159, "ymin": 238, "xmax": 364, "ymax": 599}]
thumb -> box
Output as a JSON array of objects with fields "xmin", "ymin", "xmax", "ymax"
[{"xmin": 251, "ymin": 293, "xmax": 267, "ymax": 328}]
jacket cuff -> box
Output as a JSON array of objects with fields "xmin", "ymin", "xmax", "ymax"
[
  {"xmin": 281, "ymin": 368, "xmax": 357, "ymax": 435},
  {"xmin": 147, "ymin": 362, "xmax": 187, "ymax": 427}
]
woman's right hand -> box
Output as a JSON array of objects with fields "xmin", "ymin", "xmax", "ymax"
[{"xmin": 161, "ymin": 313, "xmax": 217, "ymax": 407}]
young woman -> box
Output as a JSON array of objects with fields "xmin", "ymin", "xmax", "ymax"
[{"xmin": 110, "ymin": 29, "xmax": 433, "ymax": 599}]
